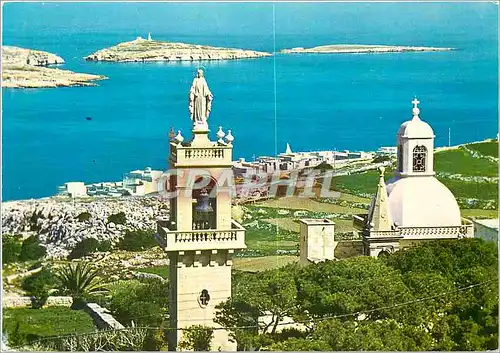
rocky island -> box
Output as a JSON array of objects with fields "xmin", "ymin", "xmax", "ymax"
[
  {"xmin": 281, "ymin": 44, "xmax": 454, "ymax": 54},
  {"xmin": 2, "ymin": 46, "xmax": 107, "ymax": 88},
  {"xmin": 84, "ymin": 36, "xmax": 272, "ymax": 62}
]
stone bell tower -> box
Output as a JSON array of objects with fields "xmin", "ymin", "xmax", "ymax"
[{"xmin": 156, "ymin": 69, "xmax": 246, "ymax": 351}]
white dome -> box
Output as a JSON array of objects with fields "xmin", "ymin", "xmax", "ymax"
[
  {"xmin": 397, "ymin": 116, "xmax": 434, "ymax": 139},
  {"xmin": 386, "ymin": 176, "xmax": 461, "ymax": 227}
]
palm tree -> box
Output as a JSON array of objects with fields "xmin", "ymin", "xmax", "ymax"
[{"xmin": 56, "ymin": 262, "xmax": 105, "ymax": 308}]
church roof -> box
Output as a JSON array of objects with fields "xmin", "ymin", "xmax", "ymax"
[
  {"xmin": 386, "ymin": 175, "xmax": 462, "ymax": 228},
  {"xmin": 397, "ymin": 98, "xmax": 434, "ymax": 139}
]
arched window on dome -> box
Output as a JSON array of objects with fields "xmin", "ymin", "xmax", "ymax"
[{"xmin": 412, "ymin": 145, "xmax": 427, "ymax": 172}]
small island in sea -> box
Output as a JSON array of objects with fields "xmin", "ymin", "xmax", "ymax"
[
  {"xmin": 84, "ymin": 35, "xmax": 272, "ymax": 62},
  {"xmin": 280, "ymin": 44, "xmax": 455, "ymax": 54},
  {"xmin": 2, "ymin": 46, "xmax": 107, "ymax": 88}
]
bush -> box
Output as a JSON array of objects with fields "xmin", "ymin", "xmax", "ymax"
[
  {"xmin": 178, "ymin": 325, "xmax": 214, "ymax": 351},
  {"xmin": 19, "ymin": 236, "xmax": 46, "ymax": 262},
  {"xmin": 2, "ymin": 234, "xmax": 22, "ymax": 264},
  {"xmin": 22, "ymin": 267, "xmax": 59, "ymax": 294},
  {"xmin": 118, "ymin": 229, "xmax": 157, "ymax": 251},
  {"xmin": 108, "ymin": 279, "xmax": 168, "ymax": 327},
  {"xmin": 76, "ymin": 212, "xmax": 91, "ymax": 222},
  {"xmin": 68, "ymin": 238, "xmax": 112, "ymax": 259},
  {"xmin": 107, "ymin": 212, "xmax": 126, "ymax": 225},
  {"xmin": 30, "ymin": 285, "xmax": 49, "ymax": 309}
]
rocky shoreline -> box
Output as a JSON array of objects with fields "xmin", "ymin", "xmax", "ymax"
[
  {"xmin": 1, "ymin": 196, "xmax": 168, "ymax": 259},
  {"xmin": 281, "ymin": 44, "xmax": 454, "ymax": 54},
  {"xmin": 2, "ymin": 46, "xmax": 107, "ymax": 88},
  {"xmin": 85, "ymin": 37, "xmax": 272, "ymax": 62}
]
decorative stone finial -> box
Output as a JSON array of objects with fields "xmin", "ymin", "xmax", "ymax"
[
  {"xmin": 174, "ymin": 130, "xmax": 184, "ymax": 145},
  {"xmin": 217, "ymin": 126, "xmax": 226, "ymax": 144},
  {"xmin": 225, "ymin": 130, "xmax": 234, "ymax": 144},
  {"xmin": 378, "ymin": 166, "xmax": 385, "ymax": 176},
  {"xmin": 412, "ymin": 97, "xmax": 421, "ymax": 118}
]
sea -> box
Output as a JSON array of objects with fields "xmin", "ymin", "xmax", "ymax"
[{"xmin": 2, "ymin": 2, "xmax": 498, "ymax": 201}]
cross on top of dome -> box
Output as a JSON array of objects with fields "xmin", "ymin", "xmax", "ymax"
[{"xmin": 412, "ymin": 97, "xmax": 421, "ymax": 118}]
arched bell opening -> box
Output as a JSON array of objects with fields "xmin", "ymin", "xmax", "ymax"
[{"xmin": 192, "ymin": 176, "xmax": 217, "ymax": 230}]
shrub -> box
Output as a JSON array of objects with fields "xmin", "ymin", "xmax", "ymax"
[
  {"xmin": 118, "ymin": 229, "xmax": 157, "ymax": 251},
  {"xmin": 22, "ymin": 268, "xmax": 59, "ymax": 294},
  {"xmin": 108, "ymin": 279, "xmax": 168, "ymax": 327},
  {"xmin": 30, "ymin": 285, "xmax": 50, "ymax": 309},
  {"xmin": 68, "ymin": 238, "xmax": 112, "ymax": 259},
  {"xmin": 76, "ymin": 212, "xmax": 91, "ymax": 222},
  {"xmin": 2, "ymin": 234, "xmax": 22, "ymax": 264},
  {"xmin": 19, "ymin": 236, "xmax": 46, "ymax": 262},
  {"xmin": 178, "ymin": 325, "xmax": 214, "ymax": 351},
  {"xmin": 107, "ymin": 212, "xmax": 126, "ymax": 225}
]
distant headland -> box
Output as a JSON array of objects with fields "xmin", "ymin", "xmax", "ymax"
[
  {"xmin": 280, "ymin": 44, "xmax": 455, "ymax": 54},
  {"xmin": 2, "ymin": 46, "xmax": 107, "ymax": 88},
  {"xmin": 84, "ymin": 35, "xmax": 272, "ymax": 62}
]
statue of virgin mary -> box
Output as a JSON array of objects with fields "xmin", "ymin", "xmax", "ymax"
[{"xmin": 189, "ymin": 69, "xmax": 213, "ymax": 127}]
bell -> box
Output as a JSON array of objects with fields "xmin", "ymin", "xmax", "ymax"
[{"xmin": 194, "ymin": 189, "xmax": 214, "ymax": 221}]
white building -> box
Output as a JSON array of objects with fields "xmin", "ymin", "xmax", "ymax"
[
  {"xmin": 353, "ymin": 98, "xmax": 474, "ymax": 257},
  {"xmin": 473, "ymin": 219, "xmax": 498, "ymax": 242},
  {"xmin": 58, "ymin": 182, "xmax": 87, "ymax": 198},
  {"xmin": 123, "ymin": 167, "xmax": 163, "ymax": 196}
]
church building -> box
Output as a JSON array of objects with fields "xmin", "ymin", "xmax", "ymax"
[{"xmin": 353, "ymin": 99, "xmax": 474, "ymax": 257}]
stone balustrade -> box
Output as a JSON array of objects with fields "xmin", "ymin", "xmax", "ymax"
[
  {"xmin": 170, "ymin": 143, "xmax": 232, "ymax": 166},
  {"xmin": 157, "ymin": 220, "xmax": 246, "ymax": 251}
]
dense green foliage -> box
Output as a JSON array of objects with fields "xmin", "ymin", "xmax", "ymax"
[
  {"xmin": 178, "ymin": 325, "xmax": 214, "ymax": 351},
  {"xmin": 56, "ymin": 262, "xmax": 104, "ymax": 307},
  {"xmin": 2, "ymin": 234, "xmax": 22, "ymax": 264},
  {"xmin": 216, "ymin": 239, "xmax": 498, "ymax": 351},
  {"xmin": 434, "ymin": 147, "xmax": 498, "ymax": 176},
  {"xmin": 68, "ymin": 238, "xmax": 112, "ymax": 259},
  {"xmin": 439, "ymin": 178, "xmax": 498, "ymax": 201},
  {"xmin": 2, "ymin": 306, "xmax": 96, "ymax": 347},
  {"xmin": 117, "ymin": 229, "xmax": 158, "ymax": 251},
  {"xmin": 21, "ymin": 267, "xmax": 59, "ymax": 309},
  {"xmin": 18, "ymin": 235, "xmax": 47, "ymax": 262},
  {"xmin": 106, "ymin": 279, "xmax": 169, "ymax": 327},
  {"xmin": 466, "ymin": 140, "xmax": 499, "ymax": 158},
  {"xmin": 107, "ymin": 212, "xmax": 127, "ymax": 225}
]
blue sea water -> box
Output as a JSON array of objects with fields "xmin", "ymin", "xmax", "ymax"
[{"xmin": 2, "ymin": 2, "xmax": 498, "ymax": 201}]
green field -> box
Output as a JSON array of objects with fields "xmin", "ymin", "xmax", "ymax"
[
  {"xmin": 137, "ymin": 265, "xmax": 169, "ymax": 279},
  {"xmin": 434, "ymin": 147, "xmax": 498, "ymax": 176},
  {"xmin": 439, "ymin": 178, "xmax": 498, "ymax": 201},
  {"xmin": 467, "ymin": 140, "xmax": 499, "ymax": 158},
  {"xmin": 2, "ymin": 306, "xmax": 96, "ymax": 346}
]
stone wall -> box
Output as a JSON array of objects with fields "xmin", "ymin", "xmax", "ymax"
[
  {"xmin": 83, "ymin": 303, "xmax": 125, "ymax": 330},
  {"xmin": 2, "ymin": 296, "xmax": 72, "ymax": 308},
  {"xmin": 335, "ymin": 240, "xmax": 364, "ymax": 259}
]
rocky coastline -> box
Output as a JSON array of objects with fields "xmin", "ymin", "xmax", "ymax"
[
  {"xmin": 280, "ymin": 44, "xmax": 454, "ymax": 54},
  {"xmin": 85, "ymin": 37, "xmax": 272, "ymax": 62},
  {"xmin": 2, "ymin": 46, "xmax": 107, "ymax": 88}
]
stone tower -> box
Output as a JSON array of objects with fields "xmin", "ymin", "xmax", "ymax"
[
  {"xmin": 156, "ymin": 71, "xmax": 246, "ymax": 351},
  {"xmin": 299, "ymin": 218, "xmax": 336, "ymax": 265}
]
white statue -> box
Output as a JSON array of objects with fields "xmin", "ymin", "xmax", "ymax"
[{"xmin": 189, "ymin": 69, "xmax": 213, "ymax": 128}]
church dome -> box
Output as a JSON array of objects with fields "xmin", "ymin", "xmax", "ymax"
[
  {"xmin": 397, "ymin": 103, "xmax": 434, "ymax": 139},
  {"xmin": 386, "ymin": 176, "xmax": 461, "ymax": 227}
]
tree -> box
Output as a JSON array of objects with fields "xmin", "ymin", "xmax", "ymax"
[
  {"xmin": 18, "ymin": 235, "xmax": 46, "ymax": 262},
  {"xmin": 56, "ymin": 262, "xmax": 104, "ymax": 308},
  {"xmin": 178, "ymin": 325, "xmax": 214, "ymax": 351},
  {"xmin": 2, "ymin": 234, "xmax": 22, "ymax": 264}
]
